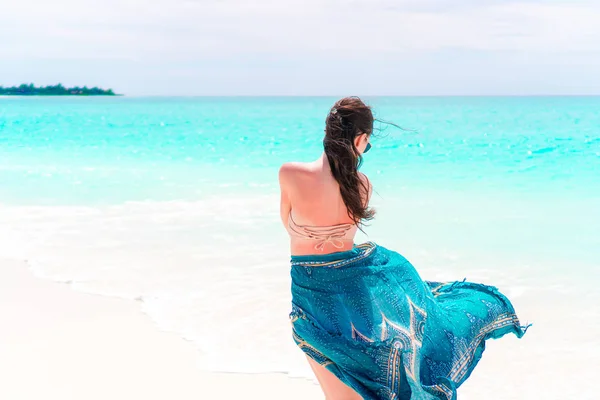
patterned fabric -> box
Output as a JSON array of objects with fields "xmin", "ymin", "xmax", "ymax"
[{"xmin": 290, "ymin": 242, "xmax": 528, "ymax": 400}]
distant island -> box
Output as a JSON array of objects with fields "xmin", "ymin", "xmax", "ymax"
[{"xmin": 0, "ymin": 83, "xmax": 119, "ymax": 96}]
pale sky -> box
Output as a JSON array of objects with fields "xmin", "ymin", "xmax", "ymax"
[{"xmin": 1, "ymin": 0, "xmax": 600, "ymax": 95}]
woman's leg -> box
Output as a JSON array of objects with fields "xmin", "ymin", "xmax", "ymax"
[{"xmin": 306, "ymin": 356, "xmax": 362, "ymax": 400}]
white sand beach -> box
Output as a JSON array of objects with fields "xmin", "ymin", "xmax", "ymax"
[
  {"xmin": 1, "ymin": 256, "xmax": 596, "ymax": 399},
  {"xmin": 0, "ymin": 258, "xmax": 321, "ymax": 400}
]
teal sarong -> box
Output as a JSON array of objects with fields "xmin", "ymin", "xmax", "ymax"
[{"xmin": 290, "ymin": 242, "xmax": 528, "ymax": 400}]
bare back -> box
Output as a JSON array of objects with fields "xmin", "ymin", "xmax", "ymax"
[{"xmin": 279, "ymin": 153, "xmax": 371, "ymax": 255}]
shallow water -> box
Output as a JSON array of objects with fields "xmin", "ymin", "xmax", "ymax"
[{"xmin": 1, "ymin": 96, "xmax": 598, "ymax": 377}]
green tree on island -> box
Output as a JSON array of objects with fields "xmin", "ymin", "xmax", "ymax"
[{"xmin": 0, "ymin": 83, "xmax": 118, "ymax": 96}]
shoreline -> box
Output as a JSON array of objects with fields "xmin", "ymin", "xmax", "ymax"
[
  {"xmin": 0, "ymin": 255, "xmax": 595, "ymax": 399},
  {"xmin": 0, "ymin": 257, "xmax": 320, "ymax": 400}
]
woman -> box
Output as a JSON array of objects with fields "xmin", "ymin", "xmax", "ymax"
[{"xmin": 279, "ymin": 97, "xmax": 528, "ymax": 400}]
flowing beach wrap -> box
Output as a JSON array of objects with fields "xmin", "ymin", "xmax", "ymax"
[{"xmin": 290, "ymin": 242, "xmax": 529, "ymax": 400}]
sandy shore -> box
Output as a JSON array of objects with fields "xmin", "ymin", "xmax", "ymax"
[
  {"xmin": 1, "ymin": 257, "xmax": 594, "ymax": 399},
  {"xmin": 0, "ymin": 258, "xmax": 321, "ymax": 400}
]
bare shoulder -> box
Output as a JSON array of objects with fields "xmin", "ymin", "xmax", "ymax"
[
  {"xmin": 279, "ymin": 162, "xmax": 312, "ymax": 183},
  {"xmin": 279, "ymin": 161, "xmax": 307, "ymax": 175},
  {"xmin": 358, "ymin": 172, "xmax": 373, "ymax": 203},
  {"xmin": 358, "ymin": 172, "xmax": 372, "ymax": 189}
]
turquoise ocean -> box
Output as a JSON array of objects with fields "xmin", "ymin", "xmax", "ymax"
[{"xmin": 1, "ymin": 97, "xmax": 599, "ymax": 388}]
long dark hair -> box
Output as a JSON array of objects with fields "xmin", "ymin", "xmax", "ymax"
[{"xmin": 323, "ymin": 96, "xmax": 375, "ymax": 226}]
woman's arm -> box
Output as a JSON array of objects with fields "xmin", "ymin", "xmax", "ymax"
[{"xmin": 279, "ymin": 163, "xmax": 293, "ymax": 227}]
